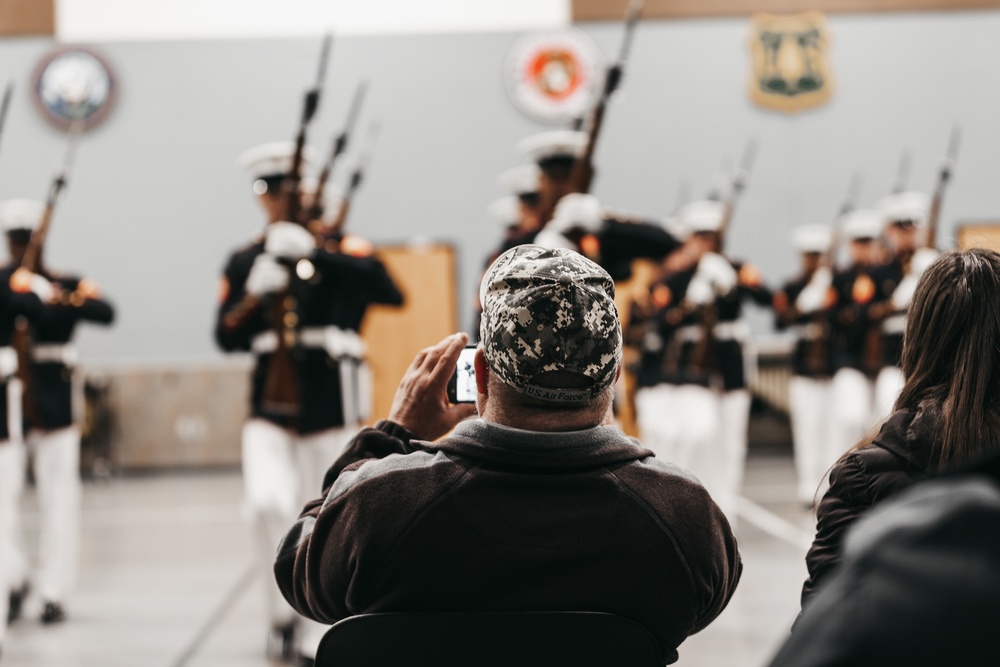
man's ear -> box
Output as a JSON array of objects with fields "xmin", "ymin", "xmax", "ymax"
[{"xmin": 474, "ymin": 348, "xmax": 490, "ymax": 397}]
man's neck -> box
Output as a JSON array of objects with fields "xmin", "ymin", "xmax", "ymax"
[{"xmin": 481, "ymin": 406, "xmax": 606, "ymax": 433}]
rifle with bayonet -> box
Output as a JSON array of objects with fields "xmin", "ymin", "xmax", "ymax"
[
  {"xmin": 13, "ymin": 124, "xmax": 82, "ymax": 426},
  {"xmin": 803, "ymin": 171, "xmax": 863, "ymax": 375},
  {"xmin": 567, "ymin": 0, "xmax": 642, "ymax": 196},
  {"xmin": 0, "ymin": 82, "xmax": 13, "ymax": 155},
  {"xmin": 262, "ymin": 34, "xmax": 332, "ymax": 416},
  {"xmin": 891, "ymin": 150, "xmax": 911, "ymax": 195},
  {"xmin": 925, "ymin": 125, "xmax": 960, "ymax": 250},
  {"xmin": 330, "ymin": 121, "xmax": 380, "ymax": 235},
  {"xmin": 717, "ymin": 139, "xmax": 757, "ymax": 253},
  {"xmin": 307, "ymin": 79, "xmax": 368, "ymax": 225}
]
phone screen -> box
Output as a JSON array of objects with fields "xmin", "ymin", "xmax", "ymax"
[{"xmin": 448, "ymin": 345, "xmax": 478, "ymax": 404}]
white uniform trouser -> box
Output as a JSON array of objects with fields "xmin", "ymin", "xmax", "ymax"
[
  {"xmin": 241, "ymin": 418, "xmax": 356, "ymax": 656},
  {"xmin": 24, "ymin": 427, "xmax": 82, "ymax": 604},
  {"xmin": 829, "ymin": 368, "xmax": 878, "ymax": 481},
  {"xmin": 788, "ymin": 376, "xmax": 832, "ymax": 504},
  {"xmin": 874, "ymin": 366, "xmax": 904, "ymax": 425},
  {"xmin": 0, "ymin": 438, "xmax": 27, "ymax": 645},
  {"xmin": 635, "ymin": 383, "xmax": 747, "ymax": 524},
  {"xmin": 634, "ymin": 385, "xmax": 682, "ymax": 463}
]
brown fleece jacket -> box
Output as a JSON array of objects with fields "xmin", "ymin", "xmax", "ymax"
[{"xmin": 275, "ymin": 418, "xmax": 741, "ymax": 664}]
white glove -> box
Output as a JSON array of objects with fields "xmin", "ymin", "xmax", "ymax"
[
  {"xmin": 265, "ymin": 221, "xmax": 315, "ymax": 260},
  {"xmin": 892, "ymin": 249, "xmax": 938, "ymax": 310},
  {"xmin": 28, "ymin": 273, "xmax": 55, "ymax": 303},
  {"xmin": 533, "ymin": 229, "xmax": 576, "ymax": 250},
  {"xmin": 686, "ymin": 274, "xmax": 715, "ymax": 306},
  {"xmin": 891, "ymin": 274, "xmax": 918, "ymax": 310},
  {"xmin": 911, "ymin": 248, "xmax": 939, "ymax": 277},
  {"xmin": 245, "ymin": 254, "xmax": 289, "ymax": 296},
  {"xmin": 695, "ymin": 252, "xmax": 737, "ymax": 295},
  {"xmin": 795, "ymin": 267, "xmax": 832, "ymax": 314},
  {"xmin": 547, "ymin": 193, "xmax": 604, "ymax": 234}
]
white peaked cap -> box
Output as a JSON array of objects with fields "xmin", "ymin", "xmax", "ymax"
[
  {"xmin": 792, "ymin": 224, "xmax": 833, "ymax": 253},
  {"xmin": 661, "ymin": 216, "xmax": 690, "ymax": 241},
  {"xmin": 0, "ymin": 199, "xmax": 45, "ymax": 233},
  {"xmin": 498, "ymin": 164, "xmax": 541, "ymax": 195},
  {"xmin": 489, "ymin": 196, "xmax": 521, "ymax": 227},
  {"xmin": 841, "ymin": 209, "xmax": 885, "ymax": 240},
  {"xmin": 878, "ymin": 190, "xmax": 931, "ymax": 225},
  {"xmin": 551, "ymin": 193, "xmax": 602, "ymax": 228},
  {"xmin": 678, "ymin": 200, "xmax": 727, "ymax": 233},
  {"xmin": 516, "ymin": 130, "xmax": 587, "ymax": 164},
  {"xmin": 237, "ymin": 141, "xmax": 320, "ymax": 180}
]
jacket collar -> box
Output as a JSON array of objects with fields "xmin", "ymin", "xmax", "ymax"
[{"xmin": 420, "ymin": 418, "xmax": 653, "ymax": 470}]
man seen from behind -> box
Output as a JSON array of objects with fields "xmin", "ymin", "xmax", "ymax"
[{"xmin": 274, "ymin": 245, "xmax": 741, "ymax": 664}]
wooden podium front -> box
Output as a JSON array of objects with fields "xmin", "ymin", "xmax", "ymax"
[{"xmin": 361, "ymin": 243, "xmax": 459, "ymax": 423}]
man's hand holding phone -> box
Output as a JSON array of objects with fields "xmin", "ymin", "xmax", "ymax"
[{"xmin": 387, "ymin": 332, "xmax": 479, "ymax": 441}]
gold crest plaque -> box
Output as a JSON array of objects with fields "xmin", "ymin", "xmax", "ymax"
[{"xmin": 748, "ymin": 12, "xmax": 833, "ymax": 114}]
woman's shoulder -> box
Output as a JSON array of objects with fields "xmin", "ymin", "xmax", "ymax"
[{"xmin": 848, "ymin": 425, "xmax": 926, "ymax": 501}]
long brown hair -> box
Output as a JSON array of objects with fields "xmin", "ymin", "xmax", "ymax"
[{"xmin": 895, "ymin": 248, "xmax": 1000, "ymax": 469}]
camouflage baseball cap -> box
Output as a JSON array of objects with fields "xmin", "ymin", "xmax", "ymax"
[{"xmin": 479, "ymin": 245, "xmax": 622, "ymax": 403}]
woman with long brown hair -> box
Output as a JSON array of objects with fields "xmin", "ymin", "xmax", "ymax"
[{"xmin": 800, "ymin": 247, "xmax": 1000, "ymax": 608}]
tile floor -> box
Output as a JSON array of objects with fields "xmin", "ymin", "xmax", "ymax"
[{"xmin": 1, "ymin": 450, "xmax": 816, "ymax": 667}]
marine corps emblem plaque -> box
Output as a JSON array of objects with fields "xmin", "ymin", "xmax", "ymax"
[
  {"xmin": 748, "ymin": 12, "xmax": 833, "ymax": 114},
  {"xmin": 505, "ymin": 28, "xmax": 603, "ymax": 125}
]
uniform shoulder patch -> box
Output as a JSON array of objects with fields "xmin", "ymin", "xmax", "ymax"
[
  {"xmin": 341, "ymin": 234, "xmax": 375, "ymax": 258},
  {"xmin": 77, "ymin": 278, "xmax": 102, "ymax": 299}
]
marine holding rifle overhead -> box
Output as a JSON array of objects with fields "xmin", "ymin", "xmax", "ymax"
[
  {"xmin": 0, "ymin": 195, "xmax": 114, "ymax": 629},
  {"xmin": 489, "ymin": 1, "xmax": 679, "ymax": 283},
  {"xmin": 214, "ymin": 139, "xmax": 403, "ymax": 664}
]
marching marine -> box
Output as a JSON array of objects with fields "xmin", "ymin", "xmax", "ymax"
[
  {"xmin": 630, "ymin": 200, "xmax": 770, "ymax": 521},
  {"xmin": 214, "ymin": 142, "xmax": 402, "ymax": 663},
  {"xmin": 0, "ymin": 198, "xmax": 115, "ymax": 627},
  {"xmin": 869, "ymin": 191, "xmax": 938, "ymax": 422},
  {"xmin": 772, "ymin": 224, "xmax": 836, "ymax": 504},
  {"xmin": 827, "ymin": 209, "xmax": 888, "ymax": 465}
]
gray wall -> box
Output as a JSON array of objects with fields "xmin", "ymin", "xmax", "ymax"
[{"xmin": 1, "ymin": 10, "xmax": 999, "ymax": 366}]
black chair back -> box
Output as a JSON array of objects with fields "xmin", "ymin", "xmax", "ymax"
[{"xmin": 314, "ymin": 611, "xmax": 664, "ymax": 666}]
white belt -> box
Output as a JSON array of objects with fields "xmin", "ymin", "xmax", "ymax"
[
  {"xmin": 0, "ymin": 347, "xmax": 16, "ymax": 378},
  {"xmin": 791, "ymin": 322, "xmax": 824, "ymax": 340},
  {"xmin": 32, "ymin": 343, "xmax": 78, "ymax": 366},
  {"xmin": 676, "ymin": 321, "xmax": 749, "ymax": 343},
  {"xmin": 882, "ymin": 313, "xmax": 906, "ymax": 335},
  {"xmin": 251, "ymin": 326, "xmax": 366, "ymax": 359}
]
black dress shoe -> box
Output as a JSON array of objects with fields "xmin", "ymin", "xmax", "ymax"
[
  {"xmin": 266, "ymin": 621, "xmax": 297, "ymax": 662},
  {"xmin": 40, "ymin": 601, "xmax": 66, "ymax": 624},
  {"xmin": 7, "ymin": 583, "xmax": 29, "ymax": 623}
]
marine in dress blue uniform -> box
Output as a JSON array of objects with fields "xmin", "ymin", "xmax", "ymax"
[
  {"xmin": 214, "ymin": 143, "xmax": 403, "ymax": 663},
  {"xmin": 0, "ymin": 198, "xmax": 114, "ymax": 628}
]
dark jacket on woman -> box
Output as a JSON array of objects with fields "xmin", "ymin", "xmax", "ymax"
[{"xmin": 800, "ymin": 404, "xmax": 938, "ymax": 609}]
